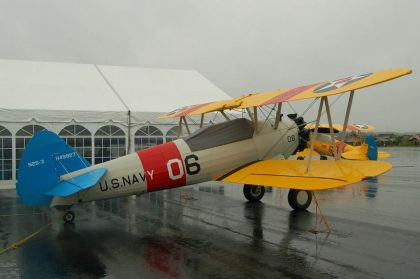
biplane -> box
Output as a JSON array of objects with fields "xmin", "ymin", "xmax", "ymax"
[
  {"xmin": 16, "ymin": 68, "xmax": 412, "ymax": 222},
  {"xmin": 296, "ymin": 123, "xmax": 390, "ymax": 160}
]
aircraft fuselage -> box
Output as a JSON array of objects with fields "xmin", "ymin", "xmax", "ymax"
[{"xmin": 51, "ymin": 119, "xmax": 299, "ymax": 207}]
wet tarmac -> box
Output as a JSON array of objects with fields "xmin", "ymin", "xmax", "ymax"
[{"xmin": 1, "ymin": 147, "xmax": 420, "ymax": 278}]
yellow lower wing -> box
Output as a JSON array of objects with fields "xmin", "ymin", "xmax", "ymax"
[{"xmin": 217, "ymin": 160, "xmax": 391, "ymax": 190}]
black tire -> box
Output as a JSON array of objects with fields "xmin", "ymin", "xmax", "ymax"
[
  {"xmin": 288, "ymin": 189, "xmax": 312, "ymax": 211},
  {"xmin": 63, "ymin": 211, "xmax": 75, "ymax": 223},
  {"xmin": 243, "ymin": 184, "xmax": 265, "ymax": 202}
]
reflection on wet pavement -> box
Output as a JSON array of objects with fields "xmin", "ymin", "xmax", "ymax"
[{"xmin": 1, "ymin": 147, "xmax": 420, "ymax": 278}]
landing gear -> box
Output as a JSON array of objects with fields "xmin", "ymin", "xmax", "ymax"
[
  {"xmin": 288, "ymin": 189, "xmax": 312, "ymax": 211},
  {"xmin": 243, "ymin": 184, "xmax": 265, "ymax": 202},
  {"xmin": 62, "ymin": 211, "xmax": 75, "ymax": 223}
]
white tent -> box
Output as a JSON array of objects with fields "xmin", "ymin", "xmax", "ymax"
[
  {"xmin": 0, "ymin": 59, "xmax": 229, "ymax": 123},
  {"xmin": 0, "ymin": 59, "xmax": 231, "ymax": 188}
]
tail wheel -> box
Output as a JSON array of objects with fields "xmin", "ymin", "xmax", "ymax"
[
  {"xmin": 63, "ymin": 211, "xmax": 75, "ymax": 223},
  {"xmin": 243, "ymin": 184, "xmax": 265, "ymax": 202},
  {"xmin": 288, "ymin": 189, "xmax": 312, "ymax": 211}
]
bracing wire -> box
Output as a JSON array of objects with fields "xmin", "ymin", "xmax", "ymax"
[
  {"xmin": 286, "ymin": 101, "xmax": 298, "ymax": 114},
  {"xmin": 301, "ymin": 98, "xmax": 319, "ymax": 117}
]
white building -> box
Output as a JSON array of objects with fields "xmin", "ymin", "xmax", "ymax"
[{"xmin": 0, "ymin": 59, "xmax": 230, "ymax": 188}]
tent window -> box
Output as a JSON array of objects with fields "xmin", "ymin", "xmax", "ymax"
[
  {"xmin": 165, "ymin": 126, "xmax": 179, "ymax": 142},
  {"xmin": 59, "ymin": 125, "xmax": 92, "ymax": 163},
  {"xmin": 135, "ymin": 126, "xmax": 163, "ymax": 150},
  {"xmin": 15, "ymin": 125, "xmax": 46, "ymax": 176},
  {"xmin": 94, "ymin": 125, "xmax": 126, "ymax": 164},
  {"xmin": 0, "ymin": 126, "xmax": 12, "ymax": 180}
]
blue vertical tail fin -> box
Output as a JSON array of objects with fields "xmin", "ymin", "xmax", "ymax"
[
  {"xmin": 365, "ymin": 136, "xmax": 378, "ymax": 161},
  {"xmin": 17, "ymin": 130, "xmax": 91, "ymax": 207}
]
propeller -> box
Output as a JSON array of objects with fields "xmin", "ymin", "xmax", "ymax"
[{"xmin": 287, "ymin": 114, "xmax": 310, "ymax": 154}]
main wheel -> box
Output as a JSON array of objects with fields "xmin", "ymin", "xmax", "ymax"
[
  {"xmin": 288, "ymin": 189, "xmax": 312, "ymax": 211},
  {"xmin": 63, "ymin": 211, "xmax": 75, "ymax": 223},
  {"xmin": 243, "ymin": 184, "xmax": 265, "ymax": 202}
]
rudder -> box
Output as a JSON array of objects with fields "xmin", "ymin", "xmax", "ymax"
[
  {"xmin": 365, "ymin": 136, "xmax": 378, "ymax": 160},
  {"xmin": 17, "ymin": 130, "xmax": 90, "ymax": 207}
]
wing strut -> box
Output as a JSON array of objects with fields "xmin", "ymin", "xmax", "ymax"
[
  {"xmin": 337, "ymin": 90, "xmax": 355, "ymax": 158},
  {"xmin": 177, "ymin": 117, "xmax": 183, "ymax": 138},
  {"xmin": 274, "ymin": 103, "xmax": 282, "ymax": 129},
  {"xmin": 176, "ymin": 116, "xmax": 191, "ymax": 138},
  {"xmin": 182, "ymin": 116, "xmax": 191, "ymax": 135},
  {"xmin": 221, "ymin": 111, "xmax": 230, "ymax": 121},
  {"xmin": 200, "ymin": 114, "xmax": 205, "ymax": 128},
  {"xmin": 246, "ymin": 108, "xmax": 254, "ymax": 122},
  {"xmin": 324, "ymin": 97, "xmax": 338, "ymax": 160},
  {"xmin": 253, "ymin": 107, "xmax": 259, "ymax": 134},
  {"xmin": 306, "ymin": 97, "xmax": 325, "ymax": 173}
]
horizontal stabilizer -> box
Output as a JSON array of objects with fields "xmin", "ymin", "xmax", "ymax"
[
  {"xmin": 378, "ymin": 151, "xmax": 390, "ymax": 159},
  {"xmin": 341, "ymin": 145, "xmax": 368, "ymax": 160},
  {"xmin": 46, "ymin": 168, "xmax": 107, "ymax": 197},
  {"xmin": 217, "ymin": 160, "xmax": 391, "ymax": 190}
]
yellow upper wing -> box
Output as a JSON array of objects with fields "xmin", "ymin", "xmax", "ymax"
[
  {"xmin": 160, "ymin": 68, "xmax": 412, "ymax": 119},
  {"xmin": 217, "ymin": 160, "xmax": 391, "ymax": 190}
]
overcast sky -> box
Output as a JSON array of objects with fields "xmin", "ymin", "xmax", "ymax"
[{"xmin": 0, "ymin": 0, "xmax": 418, "ymax": 132}]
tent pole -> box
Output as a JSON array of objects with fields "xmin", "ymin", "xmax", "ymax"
[
  {"xmin": 127, "ymin": 110, "xmax": 131, "ymax": 153},
  {"xmin": 95, "ymin": 64, "xmax": 132, "ymax": 155}
]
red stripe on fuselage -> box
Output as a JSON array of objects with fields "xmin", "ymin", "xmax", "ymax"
[
  {"xmin": 335, "ymin": 141, "xmax": 348, "ymax": 151},
  {"xmin": 137, "ymin": 142, "xmax": 186, "ymax": 192}
]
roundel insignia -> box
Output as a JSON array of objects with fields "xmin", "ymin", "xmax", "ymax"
[
  {"xmin": 354, "ymin": 124, "xmax": 369, "ymax": 129},
  {"xmin": 314, "ymin": 73, "xmax": 372, "ymax": 94}
]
